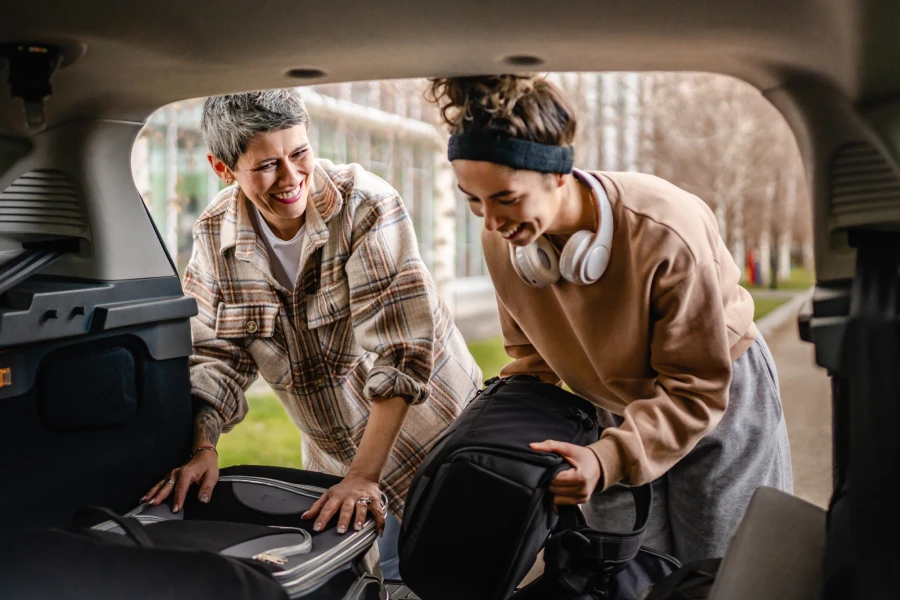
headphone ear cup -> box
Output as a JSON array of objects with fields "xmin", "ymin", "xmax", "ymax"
[
  {"xmin": 512, "ymin": 237, "xmax": 561, "ymax": 288},
  {"xmin": 559, "ymin": 230, "xmax": 594, "ymax": 284},
  {"xmin": 582, "ymin": 245, "xmax": 610, "ymax": 284}
]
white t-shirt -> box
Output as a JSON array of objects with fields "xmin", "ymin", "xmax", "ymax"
[{"xmin": 249, "ymin": 203, "xmax": 306, "ymax": 290}]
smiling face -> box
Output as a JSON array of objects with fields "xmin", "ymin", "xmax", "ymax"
[
  {"xmin": 453, "ymin": 159, "xmax": 568, "ymax": 246},
  {"xmin": 208, "ymin": 124, "xmax": 314, "ymax": 240}
]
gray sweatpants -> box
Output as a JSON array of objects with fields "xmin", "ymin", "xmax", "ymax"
[{"xmin": 583, "ymin": 334, "xmax": 793, "ymax": 564}]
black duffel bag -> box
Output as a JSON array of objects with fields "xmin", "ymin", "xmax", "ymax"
[{"xmin": 398, "ymin": 375, "xmax": 679, "ymax": 600}]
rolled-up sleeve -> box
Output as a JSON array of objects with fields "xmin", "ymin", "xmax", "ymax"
[
  {"xmin": 183, "ymin": 226, "xmax": 257, "ymax": 431},
  {"xmin": 345, "ymin": 193, "xmax": 438, "ymax": 405}
]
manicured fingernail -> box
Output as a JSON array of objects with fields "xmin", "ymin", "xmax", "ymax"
[
  {"xmin": 313, "ymin": 522, "xmax": 322, "ymax": 531},
  {"xmin": 200, "ymin": 494, "xmax": 209, "ymax": 503},
  {"xmin": 140, "ymin": 496, "xmax": 146, "ymax": 502},
  {"xmin": 355, "ymin": 522, "xmax": 363, "ymax": 531},
  {"xmin": 337, "ymin": 525, "xmax": 346, "ymax": 534},
  {"xmin": 301, "ymin": 511, "xmax": 310, "ymax": 518},
  {"xmin": 173, "ymin": 504, "xmax": 179, "ymax": 513}
]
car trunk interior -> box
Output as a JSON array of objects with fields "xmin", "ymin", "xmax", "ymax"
[{"xmin": 2, "ymin": 1, "xmax": 900, "ymax": 596}]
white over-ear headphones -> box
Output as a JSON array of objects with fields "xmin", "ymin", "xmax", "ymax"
[{"xmin": 508, "ymin": 168, "xmax": 613, "ymax": 288}]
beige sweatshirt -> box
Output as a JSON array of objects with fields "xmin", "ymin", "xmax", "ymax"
[{"xmin": 483, "ymin": 171, "xmax": 757, "ymax": 491}]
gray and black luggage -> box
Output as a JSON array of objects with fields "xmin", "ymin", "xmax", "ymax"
[{"xmin": 0, "ymin": 465, "xmax": 387, "ymax": 599}]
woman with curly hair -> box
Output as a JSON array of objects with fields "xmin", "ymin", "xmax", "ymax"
[{"xmin": 425, "ymin": 74, "xmax": 792, "ymax": 563}]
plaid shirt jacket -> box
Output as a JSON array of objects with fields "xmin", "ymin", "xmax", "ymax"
[{"xmin": 185, "ymin": 159, "xmax": 482, "ymax": 516}]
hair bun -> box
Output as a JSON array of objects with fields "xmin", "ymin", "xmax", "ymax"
[
  {"xmin": 427, "ymin": 75, "xmax": 536, "ymax": 130},
  {"xmin": 425, "ymin": 74, "xmax": 575, "ymax": 146}
]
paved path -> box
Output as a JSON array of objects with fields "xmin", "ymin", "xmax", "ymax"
[{"xmin": 765, "ymin": 313, "xmax": 833, "ymax": 509}]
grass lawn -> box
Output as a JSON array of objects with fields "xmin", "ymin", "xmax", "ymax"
[
  {"xmin": 778, "ymin": 266, "xmax": 816, "ymax": 291},
  {"xmin": 741, "ymin": 266, "xmax": 815, "ymax": 292},
  {"xmin": 467, "ymin": 336, "xmax": 514, "ymax": 381},
  {"xmin": 751, "ymin": 294, "xmax": 789, "ymax": 321},
  {"xmin": 218, "ymin": 391, "xmax": 302, "ymax": 469}
]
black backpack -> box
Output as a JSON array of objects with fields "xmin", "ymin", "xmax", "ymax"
[{"xmin": 398, "ymin": 375, "xmax": 679, "ymax": 600}]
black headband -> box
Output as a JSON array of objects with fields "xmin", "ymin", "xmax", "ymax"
[{"xmin": 447, "ymin": 134, "xmax": 574, "ymax": 174}]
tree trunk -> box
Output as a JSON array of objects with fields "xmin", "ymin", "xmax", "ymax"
[
  {"xmin": 759, "ymin": 175, "xmax": 779, "ymax": 287},
  {"xmin": 432, "ymin": 144, "xmax": 457, "ymax": 317},
  {"xmin": 582, "ymin": 73, "xmax": 600, "ymax": 169},
  {"xmin": 622, "ymin": 73, "xmax": 641, "ymax": 172},
  {"xmin": 730, "ymin": 186, "xmax": 745, "ymax": 271},
  {"xmin": 778, "ymin": 233, "xmax": 793, "ymax": 281},
  {"xmin": 601, "ymin": 73, "xmax": 620, "ymax": 171},
  {"xmin": 777, "ymin": 168, "xmax": 799, "ymax": 280},
  {"xmin": 759, "ymin": 228, "xmax": 771, "ymax": 288},
  {"xmin": 638, "ymin": 74, "xmax": 656, "ymax": 175},
  {"xmin": 769, "ymin": 236, "xmax": 779, "ymax": 290}
]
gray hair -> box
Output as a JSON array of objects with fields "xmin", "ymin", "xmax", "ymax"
[{"xmin": 200, "ymin": 89, "xmax": 310, "ymax": 169}]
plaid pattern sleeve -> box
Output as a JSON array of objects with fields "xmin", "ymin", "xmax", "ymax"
[
  {"xmin": 346, "ymin": 188, "xmax": 439, "ymax": 405},
  {"xmin": 183, "ymin": 220, "xmax": 257, "ymax": 431}
]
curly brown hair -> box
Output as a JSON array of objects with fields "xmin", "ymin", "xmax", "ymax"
[{"xmin": 425, "ymin": 74, "xmax": 577, "ymax": 146}]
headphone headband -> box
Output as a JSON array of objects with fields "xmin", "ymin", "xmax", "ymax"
[{"xmin": 572, "ymin": 168, "xmax": 614, "ymax": 262}]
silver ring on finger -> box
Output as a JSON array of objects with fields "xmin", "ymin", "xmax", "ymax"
[
  {"xmin": 356, "ymin": 496, "xmax": 372, "ymax": 506},
  {"xmin": 164, "ymin": 479, "xmax": 175, "ymax": 486}
]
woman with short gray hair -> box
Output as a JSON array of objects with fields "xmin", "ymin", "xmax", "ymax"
[{"xmin": 142, "ymin": 88, "xmax": 482, "ymax": 579}]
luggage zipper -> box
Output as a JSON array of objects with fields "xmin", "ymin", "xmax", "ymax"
[
  {"xmin": 254, "ymin": 552, "xmax": 288, "ymax": 566},
  {"xmin": 252, "ymin": 531, "xmax": 313, "ymax": 565}
]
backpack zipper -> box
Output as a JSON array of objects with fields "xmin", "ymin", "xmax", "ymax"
[{"xmin": 475, "ymin": 376, "xmax": 503, "ymax": 397}]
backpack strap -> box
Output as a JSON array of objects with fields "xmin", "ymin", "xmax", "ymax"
[
  {"xmin": 73, "ymin": 506, "xmax": 154, "ymax": 548},
  {"xmin": 641, "ymin": 558, "xmax": 721, "ymax": 599},
  {"xmin": 555, "ymin": 484, "xmax": 652, "ymax": 563},
  {"xmin": 541, "ymin": 484, "xmax": 654, "ymax": 596}
]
